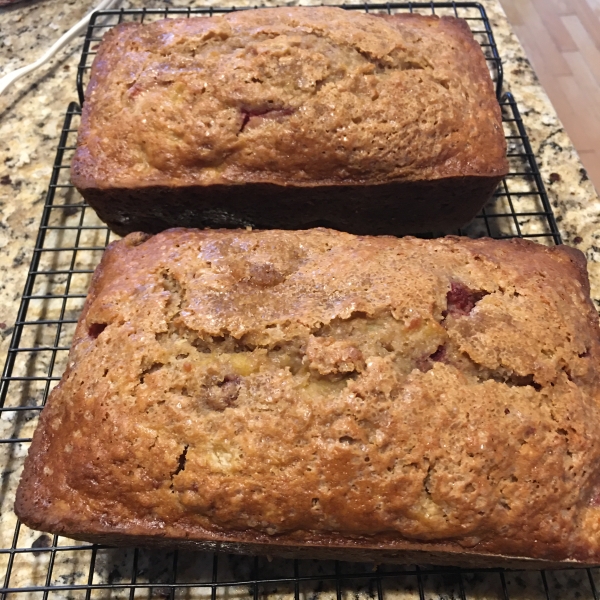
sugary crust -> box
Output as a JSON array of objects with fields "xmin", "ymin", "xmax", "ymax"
[
  {"xmin": 15, "ymin": 230, "xmax": 600, "ymax": 566},
  {"xmin": 70, "ymin": 8, "xmax": 507, "ymax": 235}
]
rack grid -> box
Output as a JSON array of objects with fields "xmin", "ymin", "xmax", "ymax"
[{"xmin": 0, "ymin": 3, "xmax": 583, "ymax": 600}]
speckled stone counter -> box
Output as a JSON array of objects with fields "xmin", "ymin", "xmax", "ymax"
[{"xmin": 1, "ymin": 1, "xmax": 600, "ymax": 599}]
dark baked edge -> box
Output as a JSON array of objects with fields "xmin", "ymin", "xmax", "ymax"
[{"xmin": 73, "ymin": 176, "xmax": 503, "ymax": 236}]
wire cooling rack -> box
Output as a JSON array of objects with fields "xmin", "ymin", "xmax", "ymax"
[{"xmin": 0, "ymin": 2, "xmax": 583, "ymax": 599}]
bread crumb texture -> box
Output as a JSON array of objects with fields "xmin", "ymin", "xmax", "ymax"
[
  {"xmin": 71, "ymin": 8, "xmax": 506, "ymax": 187},
  {"xmin": 16, "ymin": 229, "xmax": 600, "ymax": 563}
]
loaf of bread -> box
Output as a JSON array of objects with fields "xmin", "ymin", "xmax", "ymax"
[
  {"xmin": 15, "ymin": 228, "xmax": 600, "ymax": 567},
  {"xmin": 71, "ymin": 8, "xmax": 508, "ymax": 236}
]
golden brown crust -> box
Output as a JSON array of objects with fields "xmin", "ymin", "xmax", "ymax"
[
  {"xmin": 70, "ymin": 8, "xmax": 507, "ymax": 235},
  {"xmin": 15, "ymin": 229, "xmax": 600, "ymax": 566}
]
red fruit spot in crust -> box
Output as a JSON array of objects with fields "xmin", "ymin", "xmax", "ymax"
[
  {"xmin": 128, "ymin": 84, "xmax": 144, "ymax": 99},
  {"xmin": 430, "ymin": 345, "xmax": 446, "ymax": 362},
  {"xmin": 88, "ymin": 323, "xmax": 107, "ymax": 339},
  {"xmin": 591, "ymin": 489, "xmax": 600, "ymax": 507},
  {"xmin": 446, "ymin": 282, "xmax": 488, "ymax": 317}
]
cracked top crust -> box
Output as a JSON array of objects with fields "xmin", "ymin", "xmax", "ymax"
[
  {"xmin": 15, "ymin": 229, "xmax": 600, "ymax": 564},
  {"xmin": 71, "ymin": 7, "xmax": 507, "ymax": 189}
]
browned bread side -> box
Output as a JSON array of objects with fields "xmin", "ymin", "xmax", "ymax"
[
  {"xmin": 70, "ymin": 8, "xmax": 508, "ymax": 236},
  {"xmin": 15, "ymin": 229, "xmax": 600, "ymax": 567}
]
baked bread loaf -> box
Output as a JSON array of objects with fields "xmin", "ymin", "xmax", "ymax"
[
  {"xmin": 71, "ymin": 8, "xmax": 508, "ymax": 236},
  {"xmin": 15, "ymin": 228, "xmax": 600, "ymax": 567}
]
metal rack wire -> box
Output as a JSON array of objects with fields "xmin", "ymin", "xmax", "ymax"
[{"xmin": 0, "ymin": 3, "xmax": 584, "ymax": 599}]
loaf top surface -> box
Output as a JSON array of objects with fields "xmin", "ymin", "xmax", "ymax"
[
  {"xmin": 71, "ymin": 7, "xmax": 507, "ymax": 189},
  {"xmin": 16, "ymin": 229, "xmax": 600, "ymax": 564}
]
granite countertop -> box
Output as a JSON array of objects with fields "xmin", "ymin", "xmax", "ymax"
[{"xmin": 1, "ymin": 1, "xmax": 600, "ymax": 598}]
